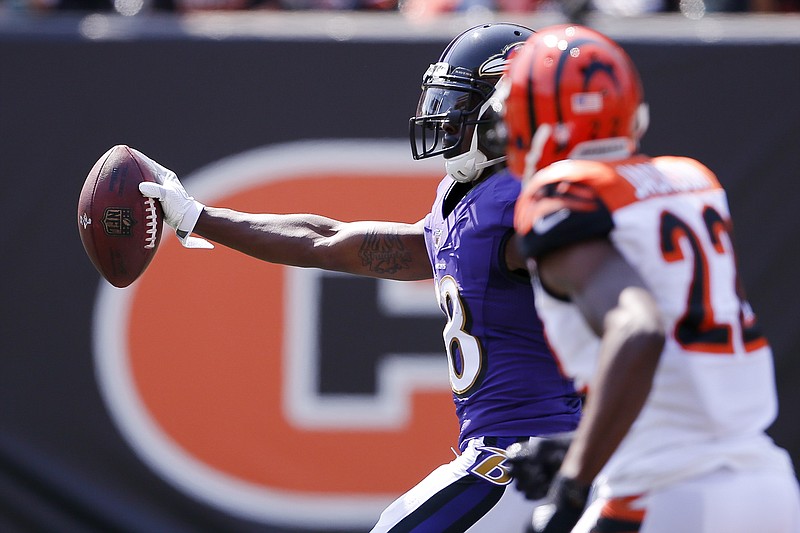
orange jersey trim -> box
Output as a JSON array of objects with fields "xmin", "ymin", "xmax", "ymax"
[
  {"xmin": 521, "ymin": 155, "xmax": 723, "ymax": 214},
  {"xmin": 600, "ymin": 495, "xmax": 647, "ymax": 524}
]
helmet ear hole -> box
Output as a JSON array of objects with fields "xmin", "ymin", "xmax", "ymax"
[{"xmin": 478, "ymin": 105, "xmax": 506, "ymax": 160}]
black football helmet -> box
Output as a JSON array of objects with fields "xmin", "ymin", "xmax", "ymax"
[{"xmin": 409, "ymin": 22, "xmax": 534, "ymax": 183}]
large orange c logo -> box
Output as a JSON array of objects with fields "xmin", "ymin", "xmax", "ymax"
[{"xmin": 93, "ymin": 140, "xmax": 457, "ymax": 529}]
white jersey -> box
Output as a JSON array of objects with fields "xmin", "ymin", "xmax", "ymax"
[{"xmin": 515, "ymin": 155, "xmax": 795, "ymax": 497}]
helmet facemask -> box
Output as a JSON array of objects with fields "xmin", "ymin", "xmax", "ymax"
[
  {"xmin": 444, "ymin": 95, "xmax": 508, "ymax": 183},
  {"xmin": 410, "ymin": 72, "xmax": 507, "ymax": 183},
  {"xmin": 409, "ymin": 63, "xmax": 494, "ymax": 161}
]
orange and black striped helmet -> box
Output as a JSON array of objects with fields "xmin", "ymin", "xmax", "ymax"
[{"xmin": 502, "ymin": 25, "xmax": 649, "ymax": 179}]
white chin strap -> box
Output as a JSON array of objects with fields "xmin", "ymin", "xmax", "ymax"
[
  {"xmin": 445, "ymin": 97, "xmax": 506, "ymax": 183},
  {"xmin": 446, "ymin": 151, "xmax": 506, "ymax": 183}
]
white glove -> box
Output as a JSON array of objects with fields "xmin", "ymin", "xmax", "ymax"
[{"xmin": 134, "ymin": 149, "xmax": 214, "ymax": 250}]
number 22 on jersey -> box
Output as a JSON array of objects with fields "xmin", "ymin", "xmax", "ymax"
[{"xmin": 659, "ymin": 205, "xmax": 767, "ymax": 355}]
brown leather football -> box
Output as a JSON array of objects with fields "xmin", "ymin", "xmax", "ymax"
[{"xmin": 77, "ymin": 145, "xmax": 164, "ymax": 288}]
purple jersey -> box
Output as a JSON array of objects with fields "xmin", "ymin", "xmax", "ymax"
[{"xmin": 423, "ymin": 170, "xmax": 580, "ymax": 446}]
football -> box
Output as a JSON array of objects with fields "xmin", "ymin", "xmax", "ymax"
[{"xmin": 77, "ymin": 145, "xmax": 164, "ymax": 288}]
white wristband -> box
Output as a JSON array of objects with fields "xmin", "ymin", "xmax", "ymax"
[{"xmin": 175, "ymin": 200, "xmax": 214, "ymax": 249}]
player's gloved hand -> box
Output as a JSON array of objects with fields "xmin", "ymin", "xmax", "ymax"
[
  {"xmin": 134, "ymin": 149, "xmax": 213, "ymax": 249},
  {"xmin": 529, "ymin": 474, "xmax": 591, "ymax": 533},
  {"xmin": 506, "ymin": 432, "xmax": 574, "ymax": 500}
]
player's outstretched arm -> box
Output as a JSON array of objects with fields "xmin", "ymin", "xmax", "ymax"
[
  {"xmin": 540, "ymin": 237, "xmax": 665, "ymax": 484},
  {"xmin": 196, "ymin": 208, "xmax": 432, "ymax": 281},
  {"xmin": 135, "ymin": 150, "xmax": 432, "ymax": 281},
  {"xmin": 530, "ymin": 238, "xmax": 665, "ymax": 532}
]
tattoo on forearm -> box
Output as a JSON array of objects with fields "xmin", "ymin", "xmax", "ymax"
[{"xmin": 358, "ymin": 233, "xmax": 412, "ymax": 274}]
